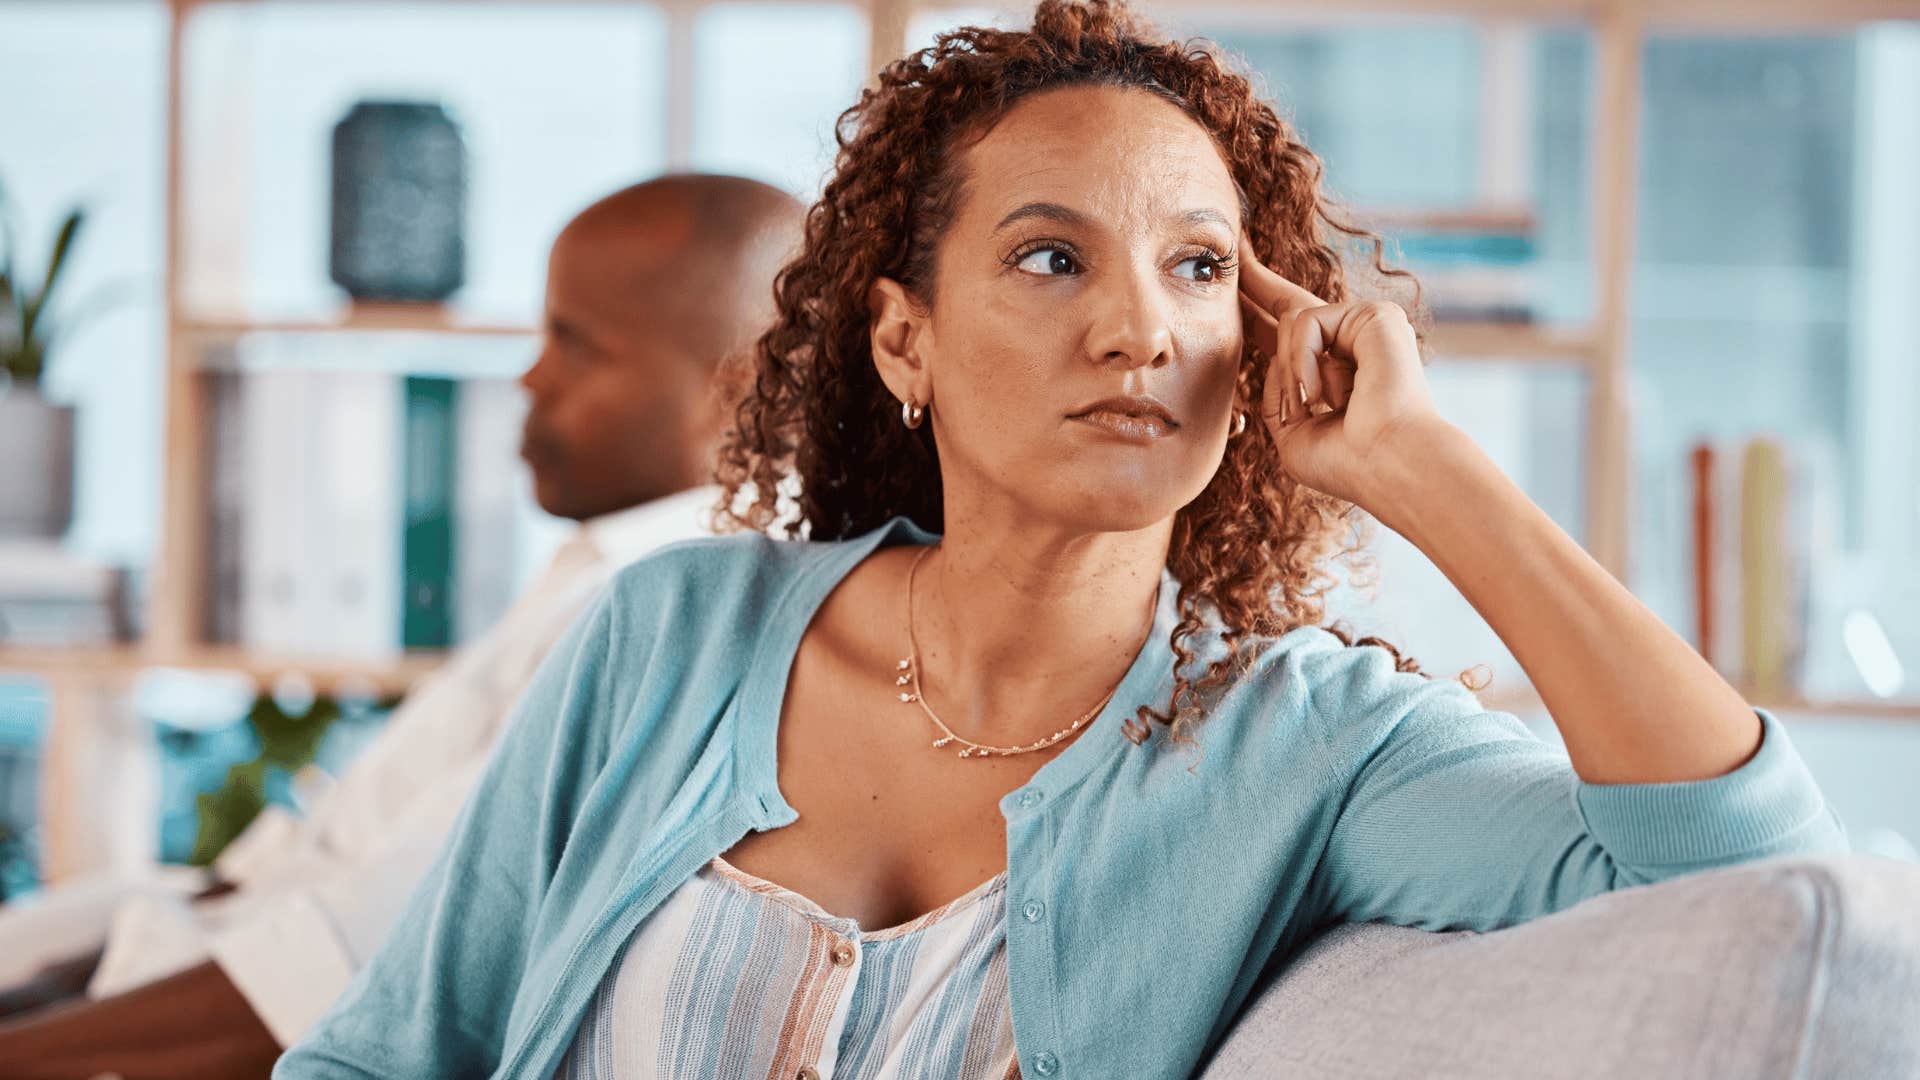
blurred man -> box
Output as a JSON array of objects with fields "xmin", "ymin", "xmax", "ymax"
[{"xmin": 0, "ymin": 173, "xmax": 804, "ymax": 1078}]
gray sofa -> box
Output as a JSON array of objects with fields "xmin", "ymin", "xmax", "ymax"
[{"xmin": 1202, "ymin": 854, "xmax": 1920, "ymax": 1078}]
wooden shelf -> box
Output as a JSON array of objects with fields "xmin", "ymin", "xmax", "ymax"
[
  {"xmin": 0, "ymin": 645, "xmax": 148, "ymax": 680},
  {"xmin": 0, "ymin": 643, "xmax": 447, "ymax": 697},
  {"xmin": 1426, "ymin": 322, "xmax": 1597, "ymax": 363},
  {"xmin": 1741, "ymin": 693, "xmax": 1920, "ymax": 723},
  {"xmin": 179, "ymin": 303, "xmax": 537, "ymax": 341},
  {"xmin": 1352, "ymin": 203, "xmax": 1537, "ymax": 234}
]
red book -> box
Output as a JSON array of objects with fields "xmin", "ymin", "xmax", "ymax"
[{"xmin": 1690, "ymin": 442, "xmax": 1716, "ymax": 667}]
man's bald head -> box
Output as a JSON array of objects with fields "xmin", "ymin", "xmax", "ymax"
[
  {"xmin": 520, "ymin": 174, "xmax": 803, "ymax": 521},
  {"xmin": 553, "ymin": 174, "xmax": 803, "ymax": 365}
]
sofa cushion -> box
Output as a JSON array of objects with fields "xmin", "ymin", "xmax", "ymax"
[{"xmin": 1201, "ymin": 854, "xmax": 1920, "ymax": 1079}]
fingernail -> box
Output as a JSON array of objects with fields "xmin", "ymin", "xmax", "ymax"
[
  {"xmin": 1279, "ymin": 395, "xmax": 1290, "ymax": 424},
  {"xmin": 1298, "ymin": 383, "xmax": 1310, "ymax": 408}
]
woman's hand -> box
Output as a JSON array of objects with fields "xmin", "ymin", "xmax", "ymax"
[{"xmin": 1237, "ymin": 235, "xmax": 1449, "ymax": 508}]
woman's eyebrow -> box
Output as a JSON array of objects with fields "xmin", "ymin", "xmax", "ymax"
[
  {"xmin": 1178, "ymin": 208, "xmax": 1234, "ymax": 232},
  {"xmin": 994, "ymin": 201, "xmax": 1093, "ymax": 233},
  {"xmin": 993, "ymin": 202, "xmax": 1236, "ymax": 235}
]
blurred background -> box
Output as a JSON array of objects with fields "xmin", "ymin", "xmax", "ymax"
[{"xmin": 0, "ymin": 0, "xmax": 1914, "ymax": 901}]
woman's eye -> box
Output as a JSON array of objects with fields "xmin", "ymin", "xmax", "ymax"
[
  {"xmin": 1015, "ymin": 247, "xmax": 1078, "ymax": 276},
  {"xmin": 1174, "ymin": 254, "xmax": 1220, "ymax": 282}
]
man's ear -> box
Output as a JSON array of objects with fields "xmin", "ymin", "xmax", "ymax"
[{"xmin": 868, "ymin": 276, "xmax": 932, "ymax": 407}]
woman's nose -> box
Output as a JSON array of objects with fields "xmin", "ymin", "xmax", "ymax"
[{"xmin": 1083, "ymin": 268, "xmax": 1174, "ymax": 370}]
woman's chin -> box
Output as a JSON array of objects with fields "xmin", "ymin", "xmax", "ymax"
[{"xmin": 1044, "ymin": 472, "xmax": 1206, "ymax": 534}]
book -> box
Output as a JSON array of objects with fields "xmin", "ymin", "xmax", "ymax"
[
  {"xmin": 0, "ymin": 540, "xmax": 131, "ymax": 646},
  {"xmin": 401, "ymin": 376, "xmax": 459, "ymax": 649},
  {"xmin": 239, "ymin": 364, "xmax": 315, "ymax": 655},
  {"xmin": 203, "ymin": 364, "xmax": 246, "ymax": 645},
  {"xmin": 1692, "ymin": 434, "xmax": 1829, "ymax": 699},
  {"xmin": 1689, "ymin": 440, "xmax": 1717, "ymax": 667},
  {"xmin": 1741, "ymin": 439, "xmax": 1793, "ymax": 699},
  {"xmin": 313, "ymin": 371, "xmax": 403, "ymax": 658},
  {"xmin": 1392, "ymin": 230, "xmax": 1539, "ymax": 327}
]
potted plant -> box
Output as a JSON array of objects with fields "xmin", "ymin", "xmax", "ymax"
[{"xmin": 0, "ymin": 178, "xmax": 99, "ymax": 538}]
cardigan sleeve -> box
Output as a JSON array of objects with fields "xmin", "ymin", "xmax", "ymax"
[
  {"xmin": 274, "ymin": 582, "xmax": 627, "ymax": 1078},
  {"xmin": 1299, "ymin": 639, "xmax": 1849, "ymax": 933}
]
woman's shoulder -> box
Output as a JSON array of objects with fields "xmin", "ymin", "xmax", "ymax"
[
  {"xmin": 598, "ymin": 525, "xmax": 888, "ymax": 632},
  {"xmin": 605, "ymin": 529, "xmax": 801, "ymax": 597},
  {"xmin": 1204, "ymin": 620, "xmax": 1479, "ymax": 739}
]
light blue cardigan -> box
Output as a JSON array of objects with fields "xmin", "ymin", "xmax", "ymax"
[{"xmin": 276, "ymin": 515, "xmax": 1847, "ymax": 1080}]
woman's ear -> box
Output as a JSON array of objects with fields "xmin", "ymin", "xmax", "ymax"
[{"xmin": 868, "ymin": 276, "xmax": 932, "ymax": 407}]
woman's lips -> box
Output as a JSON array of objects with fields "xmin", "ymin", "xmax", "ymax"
[{"xmin": 1070, "ymin": 408, "xmax": 1177, "ymax": 441}]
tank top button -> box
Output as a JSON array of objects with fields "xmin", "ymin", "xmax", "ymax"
[
  {"xmin": 830, "ymin": 940, "xmax": 856, "ymax": 967},
  {"xmin": 797, "ymin": 1067, "xmax": 821, "ymax": 1080}
]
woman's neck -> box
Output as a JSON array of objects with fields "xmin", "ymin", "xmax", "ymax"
[{"xmin": 907, "ymin": 507, "xmax": 1170, "ymax": 746}]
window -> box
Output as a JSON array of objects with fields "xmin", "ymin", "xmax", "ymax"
[
  {"xmin": 183, "ymin": 2, "xmax": 670, "ymax": 324},
  {"xmin": 692, "ymin": 3, "xmax": 869, "ymax": 197}
]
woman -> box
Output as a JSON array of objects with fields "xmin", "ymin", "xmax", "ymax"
[{"xmin": 278, "ymin": 3, "xmax": 1846, "ymax": 1078}]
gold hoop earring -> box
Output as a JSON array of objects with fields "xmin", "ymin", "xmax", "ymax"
[
  {"xmin": 1229, "ymin": 410, "xmax": 1248, "ymax": 439},
  {"xmin": 902, "ymin": 398, "xmax": 926, "ymax": 429}
]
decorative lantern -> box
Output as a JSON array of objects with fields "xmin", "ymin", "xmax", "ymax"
[{"xmin": 329, "ymin": 101, "xmax": 467, "ymax": 303}]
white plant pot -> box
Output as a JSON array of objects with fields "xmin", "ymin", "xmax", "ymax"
[{"xmin": 0, "ymin": 386, "xmax": 76, "ymax": 538}]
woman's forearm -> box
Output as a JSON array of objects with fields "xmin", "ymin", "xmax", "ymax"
[{"xmin": 1362, "ymin": 417, "xmax": 1763, "ymax": 786}]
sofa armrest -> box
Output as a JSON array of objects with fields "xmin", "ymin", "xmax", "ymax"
[{"xmin": 1201, "ymin": 853, "xmax": 1920, "ymax": 1079}]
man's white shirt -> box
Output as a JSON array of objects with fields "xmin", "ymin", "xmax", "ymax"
[{"xmin": 72, "ymin": 484, "xmax": 725, "ymax": 1045}]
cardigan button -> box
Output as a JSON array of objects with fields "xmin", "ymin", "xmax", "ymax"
[
  {"xmin": 830, "ymin": 941, "xmax": 856, "ymax": 967},
  {"xmin": 1032, "ymin": 1049, "xmax": 1060, "ymax": 1075},
  {"xmin": 1022, "ymin": 899, "xmax": 1045, "ymax": 922},
  {"xmin": 1017, "ymin": 789, "xmax": 1043, "ymax": 809}
]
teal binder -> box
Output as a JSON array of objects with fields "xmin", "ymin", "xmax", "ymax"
[{"xmin": 401, "ymin": 376, "xmax": 458, "ymax": 648}]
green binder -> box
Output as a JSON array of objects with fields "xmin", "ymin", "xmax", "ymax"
[{"xmin": 402, "ymin": 376, "xmax": 459, "ymax": 649}]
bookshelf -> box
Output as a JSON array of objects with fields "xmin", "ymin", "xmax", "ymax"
[
  {"xmin": 0, "ymin": 645, "xmax": 442, "ymax": 698},
  {"xmin": 179, "ymin": 303, "xmax": 539, "ymax": 345},
  {"xmin": 5, "ymin": 0, "xmax": 1919, "ymax": 881}
]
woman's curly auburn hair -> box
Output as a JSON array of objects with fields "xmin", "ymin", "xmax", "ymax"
[{"xmin": 714, "ymin": 0, "xmax": 1492, "ymax": 756}]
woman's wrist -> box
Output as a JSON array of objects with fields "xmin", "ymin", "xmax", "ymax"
[{"xmin": 1354, "ymin": 414, "xmax": 1479, "ymax": 536}]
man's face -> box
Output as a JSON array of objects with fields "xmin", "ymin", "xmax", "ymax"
[{"xmin": 518, "ymin": 226, "xmax": 716, "ymax": 521}]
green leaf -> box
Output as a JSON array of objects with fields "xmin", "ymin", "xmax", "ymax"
[
  {"xmin": 188, "ymin": 758, "xmax": 269, "ymax": 866},
  {"xmin": 185, "ymin": 691, "xmax": 346, "ymax": 866},
  {"xmin": 0, "ymin": 270, "xmax": 15, "ymax": 356},
  {"xmin": 247, "ymin": 691, "xmax": 341, "ymax": 771},
  {"xmin": 8, "ymin": 341, "xmax": 43, "ymax": 384},
  {"xmin": 20, "ymin": 208, "xmax": 83, "ymax": 346},
  {"xmin": 0, "ymin": 176, "xmax": 15, "ymax": 299}
]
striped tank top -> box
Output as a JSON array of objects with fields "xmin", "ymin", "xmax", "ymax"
[{"xmin": 552, "ymin": 854, "xmax": 1021, "ymax": 1080}]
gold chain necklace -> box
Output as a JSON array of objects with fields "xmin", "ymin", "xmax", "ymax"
[{"xmin": 893, "ymin": 544, "xmax": 1135, "ymax": 760}]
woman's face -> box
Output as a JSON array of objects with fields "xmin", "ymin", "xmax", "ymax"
[{"xmin": 900, "ymin": 83, "xmax": 1246, "ymax": 534}]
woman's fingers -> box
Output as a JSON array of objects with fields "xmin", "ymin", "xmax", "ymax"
[
  {"xmin": 1238, "ymin": 233, "xmax": 1338, "ymax": 425},
  {"xmin": 1290, "ymin": 306, "xmax": 1331, "ymax": 418},
  {"xmin": 1237, "ymin": 232, "xmax": 1328, "ymax": 319},
  {"xmin": 1239, "ymin": 292, "xmax": 1280, "ymax": 361},
  {"xmin": 1246, "ymin": 294, "xmax": 1329, "ymax": 425},
  {"xmin": 1320, "ymin": 353, "xmax": 1356, "ymax": 413},
  {"xmin": 1240, "ymin": 293, "xmax": 1292, "ymax": 425}
]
